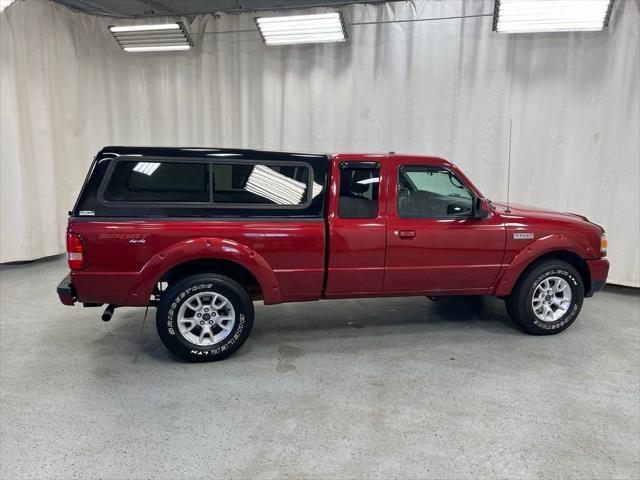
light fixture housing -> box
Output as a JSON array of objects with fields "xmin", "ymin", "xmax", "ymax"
[
  {"xmin": 255, "ymin": 12, "xmax": 347, "ymax": 46},
  {"xmin": 109, "ymin": 22, "xmax": 193, "ymax": 52},
  {"xmin": 493, "ymin": 0, "xmax": 614, "ymax": 34}
]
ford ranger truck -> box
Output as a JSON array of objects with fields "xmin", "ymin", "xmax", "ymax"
[{"xmin": 57, "ymin": 147, "xmax": 610, "ymax": 362}]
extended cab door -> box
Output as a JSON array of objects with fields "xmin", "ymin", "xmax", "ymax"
[
  {"xmin": 383, "ymin": 156, "xmax": 505, "ymax": 294},
  {"xmin": 325, "ymin": 156, "xmax": 387, "ymax": 296}
]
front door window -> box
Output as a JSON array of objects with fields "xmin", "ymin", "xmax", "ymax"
[{"xmin": 398, "ymin": 166, "xmax": 473, "ymax": 218}]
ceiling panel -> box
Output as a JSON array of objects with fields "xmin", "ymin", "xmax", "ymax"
[{"xmin": 52, "ymin": 0, "xmax": 399, "ymax": 17}]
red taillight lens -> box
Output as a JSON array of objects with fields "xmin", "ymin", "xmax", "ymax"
[{"xmin": 66, "ymin": 232, "xmax": 85, "ymax": 269}]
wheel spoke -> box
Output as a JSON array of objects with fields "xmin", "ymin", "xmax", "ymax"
[
  {"xmin": 217, "ymin": 316, "xmax": 234, "ymax": 330},
  {"xmin": 178, "ymin": 318, "xmax": 196, "ymax": 332},
  {"xmin": 199, "ymin": 325, "xmax": 212, "ymax": 343},
  {"xmin": 553, "ymin": 282, "xmax": 566, "ymax": 293},
  {"xmin": 189, "ymin": 296, "xmax": 202, "ymax": 311},
  {"xmin": 209, "ymin": 294, "xmax": 219, "ymax": 307}
]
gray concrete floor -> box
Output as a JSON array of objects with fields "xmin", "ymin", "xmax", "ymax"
[{"xmin": 1, "ymin": 256, "xmax": 639, "ymax": 480}]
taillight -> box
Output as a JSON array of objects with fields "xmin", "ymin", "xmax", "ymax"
[
  {"xmin": 600, "ymin": 233, "xmax": 608, "ymax": 257},
  {"xmin": 67, "ymin": 232, "xmax": 85, "ymax": 269}
]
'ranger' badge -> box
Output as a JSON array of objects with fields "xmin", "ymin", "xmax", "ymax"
[{"xmin": 513, "ymin": 232, "xmax": 534, "ymax": 240}]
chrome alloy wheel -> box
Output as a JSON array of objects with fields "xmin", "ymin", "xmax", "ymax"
[
  {"xmin": 177, "ymin": 292, "xmax": 236, "ymax": 346},
  {"xmin": 531, "ymin": 276, "xmax": 572, "ymax": 322}
]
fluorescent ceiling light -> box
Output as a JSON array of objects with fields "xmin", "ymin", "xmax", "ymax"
[
  {"xmin": 356, "ymin": 177, "xmax": 380, "ymax": 185},
  {"xmin": 109, "ymin": 22, "xmax": 192, "ymax": 52},
  {"xmin": 133, "ymin": 162, "xmax": 161, "ymax": 176},
  {"xmin": 256, "ymin": 12, "xmax": 347, "ymax": 45},
  {"xmin": 494, "ymin": 0, "xmax": 614, "ymax": 33},
  {"xmin": 0, "ymin": 0, "xmax": 14, "ymax": 12},
  {"xmin": 245, "ymin": 165, "xmax": 308, "ymax": 205},
  {"xmin": 124, "ymin": 45, "xmax": 191, "ymax": 52},
  {"xmin": 110, "ymin": 23, "xmax": 181, "ymax": 33}
]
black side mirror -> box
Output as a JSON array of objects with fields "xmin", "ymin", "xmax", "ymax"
[
  {"xmin": 447, "ymin": 203, "xmax": 471, "ymax": 216},
  {"xmin": 473, "ymin": 197, "xmax": 490, "ymax": 219}
]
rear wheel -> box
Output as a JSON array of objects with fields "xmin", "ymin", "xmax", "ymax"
[
  {"xmin": 156, "ymin": 273, "xmax": 254, "ymax": 362},
  {"xmin": 506, "ymin": 260, "xmax": 584, "ymax": 335}
]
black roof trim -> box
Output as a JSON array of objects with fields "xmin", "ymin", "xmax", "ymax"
[{"xmin": 97, "ymin": 146, "xmax": 329, "ymax": 161}]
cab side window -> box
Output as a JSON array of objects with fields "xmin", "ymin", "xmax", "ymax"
[
  {"xmin": 398, "ymin": 166, "xmax": 473, "ymax": 218},
  {"xmin": 338, "ymin": 163, "xmax": 380, "ymax": 219}
]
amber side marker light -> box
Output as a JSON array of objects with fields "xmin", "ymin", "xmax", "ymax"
[{"xmin": 600, "ymin": 234, "xmax": 608, "ymax": 257}]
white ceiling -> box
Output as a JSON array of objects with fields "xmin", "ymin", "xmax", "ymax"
[{"xmin": 52, "ymin": 0, "xmax": 401, "ymax": 18}]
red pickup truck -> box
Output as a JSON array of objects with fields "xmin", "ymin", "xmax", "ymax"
[{"xmin": 58, "ymin": 147, "xmax": 609, "ymax": 362}]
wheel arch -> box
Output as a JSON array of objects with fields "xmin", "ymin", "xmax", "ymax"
[
  {"xmin": 158, "ymin": 258, "xmax": 263, "ymax": 300},
  {"xmin": 495, "ymin": 247, "xmax": 590, "ymax": 297},
  {"xmin": 126, "ymin": 237, "xmax": 282, "ymax": 305},
  {"xmin": 524, "ymin": 250, "xmax": 589, "ymax": 287}
]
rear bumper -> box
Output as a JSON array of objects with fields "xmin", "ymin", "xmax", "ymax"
[
  {"xmin": 586, "ymin": 258, "xmax": 609, "ymax": 297},
  {"xmin": 57, "ymin": 274, "xmax": 76, "ymax": 305}
]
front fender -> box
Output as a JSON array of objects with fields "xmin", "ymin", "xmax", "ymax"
[
  {"xmin": 493, "ymin": 233, "xmax": 591, "ymax": 296},
  {"xmin": 126, "ymin": 237, "xmax": 282, "ymax": 305}
]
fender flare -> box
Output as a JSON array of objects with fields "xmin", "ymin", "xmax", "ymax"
[
  {"xmin": 126, "ymin": 237, "xmax": 282, "ymax": 305},
  {"xmin": 493, "ymin": 233, "xmax": 592, "ymax": 297}
]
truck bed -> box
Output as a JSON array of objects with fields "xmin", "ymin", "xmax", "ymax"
[{"xmin": 69, "ymin": 218, "xmax": 326, "ymax": 305}]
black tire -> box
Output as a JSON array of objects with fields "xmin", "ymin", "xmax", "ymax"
[
  {"xmin": 505, "ymin": 260, "xmax": 584, "ymax": 335},
  {"xmin": 156, "ymin": 273, "xmax": 254, "ymax": 362}
]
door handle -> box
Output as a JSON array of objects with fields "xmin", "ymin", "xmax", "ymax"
[{"xmin": 396, "ymin": 230, "xmax": 416, "ymax": 239}]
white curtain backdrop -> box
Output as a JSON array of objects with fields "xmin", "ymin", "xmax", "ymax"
[{"xmin": 1, "ymin": 0, "xmax": 638, "ymax": 286}]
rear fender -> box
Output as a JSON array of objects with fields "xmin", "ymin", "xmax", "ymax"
[
  {"xmin": 126, "ymin": 237, "xmax": 281, "ymax": 305},
  {"xmin": 493, "ymin": 233, "xmax": 591, "ymax": 296}
]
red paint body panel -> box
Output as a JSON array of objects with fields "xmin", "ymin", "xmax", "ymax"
[
  {"xmin": 491, "ymin": 203, "xmax": 605, "ymax": 296},
  {"xmin": 325, "ymin": 154, "xmax": 388, "ymax": 294},
  {"xmin": 587, "ymin": 258, "xmax": 610, "ymax": 284},
  {"xmin": 61, "ymin": 152, "xmax": 609, "ymax": 308},
  {"xmin": 69, "ymin": 220, "xmax": 325, "ymax": 305},
  {"xmin": 383, "ymin": 155, "xmax": 505, "ymax": 293}
]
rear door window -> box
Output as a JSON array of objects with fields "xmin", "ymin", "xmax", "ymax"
[{"xmin": 337, "ymin": 163, "xmax": 380, "ymax": 219}]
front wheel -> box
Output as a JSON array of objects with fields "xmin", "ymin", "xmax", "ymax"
[
  {"xmin": 156, "ymin": 273, "xmax": 254, "ymax": 362},
  {"xmin": 506, "ymin": 260, "xmax": 584, "ymax": 335}
]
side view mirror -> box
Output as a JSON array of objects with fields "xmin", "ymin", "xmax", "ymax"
[
  {"xmin": 473, "ymin": 197, "xmax": 490, "ymax": 219},
  {"xmin": 447, "ymin": 203, "xmax": 472, "ymax": 216}
]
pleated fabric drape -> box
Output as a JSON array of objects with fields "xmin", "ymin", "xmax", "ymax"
[{"xmin": 1, "ymin": 0, "xmax": 638, "ymax": 286}]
